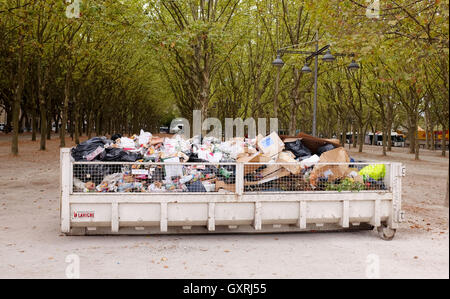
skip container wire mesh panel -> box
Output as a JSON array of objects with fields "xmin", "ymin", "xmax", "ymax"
[
  {"xmin": 243, "ymin": 162, "xmax": 388, "ymax": 193},
  {"xmin": 72, "ymin": 162, "xmax": 388, "ymax": 194},
  {"xmin": 72, "ymin": 162, "xmax": 236, "ymax": 194}
]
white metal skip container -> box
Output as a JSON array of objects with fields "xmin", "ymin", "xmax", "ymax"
[{"xmin": 60, "ymin": 148, "xmax": 406, "ymax": 240}]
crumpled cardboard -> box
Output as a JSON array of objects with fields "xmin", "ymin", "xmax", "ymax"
[
  {"xmin": 215, "ymin": 180, "xmax": 235, "ymax": 192},
  {"xmin": 309, "ymin": 147, "xmax": 350, "ymax": 187},
  {"xmin": 277, "ymin": 151, "xmax": 301, "ymax": 175},
  {"xmin": 346, "ymin": 168, "xmax": 364, "ymax": 184},
  {"xmin": 245, "ymin": 152, "xmax": 297, "ymax": 186},
  {"xmin": 237, "ymin": 152, "xmax": 273, "ymax": 175},
  {"xmin": 244, "ymin": 168, "xmax": 291, "ymax": 186},
  {"xmin": 259, "ymin": 163, "xmax": 282, "ymax": 178},
  {"xmin": 257, "ymin": 132, "xmax": 284, "ymax": 157},
  {"xmin": 237, "ymin": 152, "xmax": 262, "ymax": 163}
]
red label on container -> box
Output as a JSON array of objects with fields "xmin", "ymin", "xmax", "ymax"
[{"xmin": 73, "ymin": 211, "xmax": 95, "ymax": 218}]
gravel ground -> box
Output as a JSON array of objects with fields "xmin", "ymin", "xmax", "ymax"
[{"xmin": 0, "ymin": 134, "xmax": 448, "ymax": 279}]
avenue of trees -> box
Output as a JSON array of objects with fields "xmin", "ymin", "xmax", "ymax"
[{"xmin": 1, "ymin": 0, "xmax": 448, "ymax": 159}]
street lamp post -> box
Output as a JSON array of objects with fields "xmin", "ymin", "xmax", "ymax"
[
  {"xmin": 313, "ymin": 33, "xmax": 319, "ymax": 137},
  {"xmin": 272, "ymin": 54, "xmax": 285, "ymax": 120},
  {"xmin": 272, "ymin": 33, "xmax": 360, "ymax": 137}
]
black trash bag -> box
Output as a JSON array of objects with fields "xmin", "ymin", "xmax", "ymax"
[
  {"xmin": 111, "ymin": 134, "xmax": 122, "ymax": 142},
  {"xmin": 187, "ymin": 153, "xmax": 209, "ymax": 163},
  {"xmin": 102, "ymin": 148, "xmax": 141, "ymax": 162},
  {"xmin": 73, "ymin": 164, "xmax": 115, "ymax": 185},
  {"xmin": 285, "ymin": 139, "xmax": 312, "ymax": 159},
  {"xmin": 186, "ymin": 180, "xmax": 207, "ymax": 192},
  {"xmin": 71, "ymin": 137, "xmax": 112, "ymax": 161},
  {"xmin": 317, "ymin": 144, "xmax": 335, "ymax": 156}
]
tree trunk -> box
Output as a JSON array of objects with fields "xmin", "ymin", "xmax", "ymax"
[
  {"xmin": 372, "ymin": 128, "xmax": 377, "ymax": 146},
  {"xmin": 11, "ymin": 95, "xmax": 21, "ymax": 155},
  {"xmin": 47, "ymin": 114, "xmax": 52, "ymax": 140},
  {"xmin": 38, "ymin": 94, "xmax": 47, "ymax": 150},
  {"xmin": 60, "ymin": 69, "xmax": 71, "ymax": 147},
  {"xmin": 11, "ymin": 34, "xmax": 25, "ymax": 155},
  {"xmin": 31, "ymin": 79, "xmax": 37, "ymax": 141},
  {"xmin": 441, "ymin": 124, "xmax": 447, "ymax": 157},
  {"xmin": 340, "ymin": 118, "xmax": 346, "ymax": 146},
  {"xmin": 386, "ymin": 101, "xmax": 393, "ymax": 152},
  {"xmin": 96, "ymin": 112, "xmax": 102, "ymax": 136},
  {"xmin": 288, "ymin": 69, "xmax": 301, "ymax": 136},
  {"xmin": 415, "ymin": 130, "xmax": 420, "ymax": 160},
  {"xmin": 358, "ymin": 126, "xmax": 364, "ymax": 153},
  {"xmin": 87, "ymin": 111, "xmax": 92, "ymax": 139},
  {"xmin": 74, "ymin": 111, "xmax": 80, "ymax": 145},
  {"xmin": 54, "ymin": 113, "xmax": 59, "ymax": 134},
  {"xmin": 82, "ymin": 112, "xmax": 86, "ymax": 135},
  {"xmin": 424, "ymin": 101, "xmax": 430, "ymax": 149},
  {"xmin": 409, "ymin": 122, "xmax": 416, "ymax": 154},
  {"xmin": 431, "ymin": 123, "xmax": 436, "ymax": 151},
  {"xmin": 19, "ymin": 111, "xmax": 25, "ymax": 134},
  {"xmin": 409, "ymin": 129, "xmax": 415, "ymax": 153},
  {"xmin": 74, "ymin": 93, "xmax": 80, "ymax": 145},
  {"xmin": 289, "ymin": 99, "xmax": 297, "ymax": 136},
  {"xmin": 107, "ymin": 119, "xmax": 113, "ymax": 135},
  {"xmin": 69, "ymin": 107, "xmax": 73, "ymax": 140},
  {"xmin": 31, "ymin": 110, "xmax": 37, "ymax": 141},
  {"xmin": 273, "ymin": 68, "xmax": 280, "ymax": 120}
]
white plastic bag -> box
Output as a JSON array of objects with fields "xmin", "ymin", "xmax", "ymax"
[
  {"xmin": 300, "ymin": 154, "xmax": 320, "ymax": 169},
  {"xmin": 119, "ymin": 137, "xmax": 136, "ymax": 149},
  {"xmin": 138, "ymin": 130, "xmax": 152, "ymax": 147}
]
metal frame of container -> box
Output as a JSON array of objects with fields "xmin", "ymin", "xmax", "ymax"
[{"xmin": 60, "ymin": 149, "xmax": 406, "ymax": 240}]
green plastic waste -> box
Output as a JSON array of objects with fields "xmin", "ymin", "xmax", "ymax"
[
  {"xmin": 359, "ymin": 164, "xmax": 386, "ymax": 181},
  {"xmin": 219, "ymin": 167, "xmax": 232, "ymax": 179}
]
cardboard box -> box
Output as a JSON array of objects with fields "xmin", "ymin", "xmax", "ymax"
[
  {"xmin": 257, "ymin": 132, "xmax": 284, "ymax": 157},
  {"xmin": 277, "ymin": 151, "xmax": 301, "ymax": 175},
  {"xmin": 237, "ymin": 152, "xmax": 262, "ymax": 163},
  {"xmin": 237, "ymin": 152, "xmax": 274, "ymax": 175},
  {"xmin": 259, "ymin": 164, "xmax": 282, "ymax": 178},
  {"xmin": 215, "ymin": 181, "xmax": 236, "ymax": 193},
  {"xmin": 309, "ymin": 147, "xmax": 350, "ymax": 187},
  {"xmin": 244, "ymin": 168, "xmax": 291, "ymax": 186},
  {"xmin": 251, "ymin": 154, "xmax": 272, "ymax": 163}
]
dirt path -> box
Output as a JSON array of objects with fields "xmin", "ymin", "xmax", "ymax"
[
  {"xmin": 348, "ymin": 145, "xmax": 449, "ymax": 232},
  {"xmin": 0, "ymin": 135, "xmax": 448, "ymax": 278}
]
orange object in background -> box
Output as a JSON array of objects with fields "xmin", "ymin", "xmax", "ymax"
[
  {"xmin": 436, "ymin": 130, "xmax": 450, "ymax": 141},
  {"xmin": 417, "ymin": 130, "xmax": 449, "ymax": 141}
]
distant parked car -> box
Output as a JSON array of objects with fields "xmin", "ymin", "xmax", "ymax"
[
  {"xmin": 0, "ymin": 124, "xmax": 12, "ymax": 133},
  {"xmin": 159, "ymin": 126, "xmax": 170, "ymax": 134}
]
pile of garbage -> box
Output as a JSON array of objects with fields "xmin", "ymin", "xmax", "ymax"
[{"xmin": 71, "ymin": 130, "xmax": 387, "ymax": 193}]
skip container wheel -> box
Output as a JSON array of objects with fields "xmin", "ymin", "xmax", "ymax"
[{"xmin": 377, "ymin": 223, "xmax": 396, "ymax": 241}]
